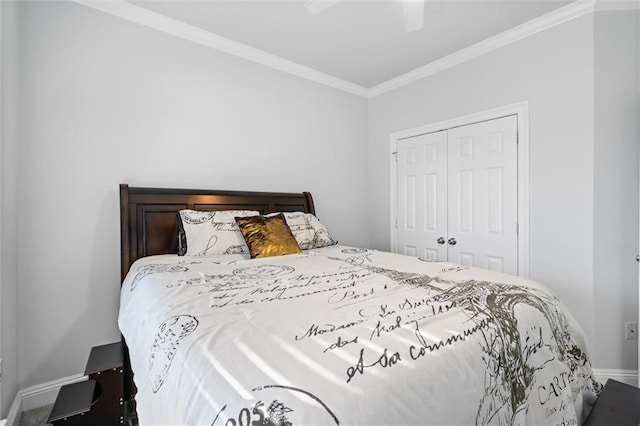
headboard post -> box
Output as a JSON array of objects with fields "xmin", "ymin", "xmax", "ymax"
[
  {"xmin": 119, "ymin": 184, "xmax": 131, "ymax": 283},
  {"xmin": 303, "ymin": 192, "xmax": 315, "ymax": 217}
]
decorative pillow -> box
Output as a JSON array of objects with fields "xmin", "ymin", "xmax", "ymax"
[
  {"xmin": 178, "ymin": 210, "xmax": 259, "ymax": 256},
  {"xmin": 235, "ymin": 213, "xmax": 301, "ymax": 259},
  {"xmin": 274, "ymin": 212, "xmax": 337, "ymax": 250}
]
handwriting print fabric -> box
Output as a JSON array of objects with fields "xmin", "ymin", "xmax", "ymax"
[
  {"xmin": 178, "ymin": 209, "xmax": 259, "ymax": 256},
  {"xmin": 119, "ymin": 247, "xmax": 599, "ymax": 426}
]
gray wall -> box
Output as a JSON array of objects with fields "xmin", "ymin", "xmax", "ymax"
[
  {"xmin": 368, "ymin": 11, "xmax": 640, "ymax": 370},
  {"xmin": 1, "ymin": 0, "xmax": 20, "ymax": 416},
  {"xmin": 593, "ymin": 10, "xmax": 639, "ymax": 370},
  {"xmin": 6, "ymin": 1, "xmax": 368, "ymax": 397}
]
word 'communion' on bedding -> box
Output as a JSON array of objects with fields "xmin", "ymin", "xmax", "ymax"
[{"xmin": 119, "ymin": 246, "xmax": 600, "ymax": 426}]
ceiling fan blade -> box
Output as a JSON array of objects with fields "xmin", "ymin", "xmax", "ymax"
[
  {"xmin": 403, "ymin": 0, "xmax": 425, "ymax": 33},
  {"xmin": 305, "ymin": 0, "xmax": 343, "ymax": 14}
]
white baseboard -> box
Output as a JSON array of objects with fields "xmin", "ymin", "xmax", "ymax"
[
  {"xmin": 593, "ymin": 368, "xmax": 638, "ymax": 386},
  {"xmin": 20, "ymin": 373, "xmax": 86, "ymax": 412},
  {"xmin": 4, "ymin": 373, "xmax": 86, "ymax": 426}
]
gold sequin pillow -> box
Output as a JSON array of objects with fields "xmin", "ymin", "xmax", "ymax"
[{"xmin": 235, "ymin": 213, "xmax": 301, "ymax": 259}]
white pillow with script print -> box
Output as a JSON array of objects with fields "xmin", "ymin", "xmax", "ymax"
[
  {"xmin": 269, "ymin": 212, "xmax": 337, "ymax": 250},
  {"xmin": 179, "ymin": 210, "xmax": 259, "ymax": 256}
]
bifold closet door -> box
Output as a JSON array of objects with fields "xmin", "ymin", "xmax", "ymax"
[
  {"xmin": 396, "ymin": 130, "xmax": 448, "ymax": 261},
  {"xmin": 396, "ymin": 115, "xmax": 518, "ymax": 274},
  {"xmin": 447, "ymin": 115, "xmax": 518, "ymax": 274}
]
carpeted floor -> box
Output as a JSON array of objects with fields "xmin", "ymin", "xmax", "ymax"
[{"xmin": 16, "ymin": 405, "xmax": 52, "ymax": 426}]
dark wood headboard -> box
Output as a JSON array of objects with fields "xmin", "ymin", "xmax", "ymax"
[{"xmin": 119, "ymin": 184, "xmax": 316, "ymax": 282}]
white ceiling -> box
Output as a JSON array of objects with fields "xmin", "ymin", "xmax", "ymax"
[{"xmin": 129, "ymin": 0, "xmax": 573, "ymax": 88}]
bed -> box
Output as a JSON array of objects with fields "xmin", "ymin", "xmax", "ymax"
[{"xmin": 119, "ymin": 184, "xmax": 600, "ymax": 425}]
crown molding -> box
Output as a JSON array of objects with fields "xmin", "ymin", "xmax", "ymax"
[
  {"xmin": 74, "ymin": 0, "xmax": 369, "ymax": 98},
  {"xmin": 367, "ymin": 0, "xmax": 597, "ymax": 98}
]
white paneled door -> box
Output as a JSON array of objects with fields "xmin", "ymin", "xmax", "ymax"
[
  {"xmin": 397, "ymin": 115, "xmax": 519, "ymax": 274},
  {"xmin": 396, "ymin": 130, "xmax": 448, "ymax": 261}
]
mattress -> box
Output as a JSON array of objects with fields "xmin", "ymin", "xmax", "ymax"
[{"xmin": 119, "ymin": 245, "xmax": 600, "ymax": 425}]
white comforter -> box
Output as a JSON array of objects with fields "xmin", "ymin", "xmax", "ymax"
[{"xmin": 119, "ymin": 245, "xmax": 600, "ymax": 426}]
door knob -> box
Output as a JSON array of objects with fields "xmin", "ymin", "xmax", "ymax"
[
  {"xmin": 437, "ymin": 237, "xmax": 445, "ymax": 245},
  {"xmin": 448, "ymin": 238, "xmax": 457, "ymax": 246},
  {"xmin": 637, "ymin": 255, "xmax": 639, "ymax": 262}
]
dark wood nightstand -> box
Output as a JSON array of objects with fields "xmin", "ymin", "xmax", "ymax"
[
  {"xmin": 584, "ymin": 379, "xmax": 640, "ymax": 426},
  {"xmin": 48, "ymin": 342, "xmax": 124, "ymax": 425}
]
